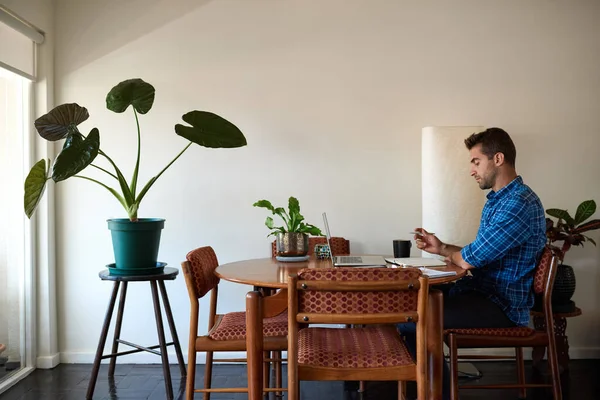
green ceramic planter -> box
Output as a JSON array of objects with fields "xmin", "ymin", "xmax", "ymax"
[{"xmin": 107, "ymin": 218, "xmax": 165, "ymax": 271}]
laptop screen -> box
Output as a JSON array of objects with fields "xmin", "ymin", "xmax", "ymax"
[{"xmin": 321, "ymin": 212, "xmax": 335, "ymax": 265}]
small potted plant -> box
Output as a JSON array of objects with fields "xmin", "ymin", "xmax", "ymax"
[
  {"xmin": 545, "ymin": 199, "xmax": 600, "ymax": 311},
  {"xmin": 24, "ymin": 78, "xmax": 247, "ymax": 274},
  {"xmin": 253, "ymin": 196, "xmax": 323, "ymax": 258}
]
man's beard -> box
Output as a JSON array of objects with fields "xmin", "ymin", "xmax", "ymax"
[{"xmin": 478, "ymin": 169, "xmax": 496, "ymax": 190}]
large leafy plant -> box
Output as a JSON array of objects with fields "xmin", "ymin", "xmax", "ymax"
[
  {"xmin": 24, "ymin": 78, "xmax": 247, "ymax": 221},
  {"xmin": 546, "ymin": 199, "xmax": 600, "ymax": 262},
  {"xmin": 253, "ymin": 197, "xmax": 323, "ymax": 237}
]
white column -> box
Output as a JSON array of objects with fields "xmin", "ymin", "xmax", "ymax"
[{"xmin": 421, "ymin": 126, "xmax": 487, "ymax": 251}]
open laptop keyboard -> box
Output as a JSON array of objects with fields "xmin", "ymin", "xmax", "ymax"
[{"xmin": 337, "ymin": 256, "xmax": 363, "ymax": 263}]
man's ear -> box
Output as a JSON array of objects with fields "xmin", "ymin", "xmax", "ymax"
[{"xmin": 493, "ymin": 152, "xmax": 505, "ymax": 166}]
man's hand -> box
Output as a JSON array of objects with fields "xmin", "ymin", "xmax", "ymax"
[{"xmin": 413, "ymin": 228, "xmax": 444, "ymax": 256}]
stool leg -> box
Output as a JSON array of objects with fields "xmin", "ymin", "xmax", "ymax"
[
  {"xmin": 158, "ymin": 280, "xmax": 186, "ymax": 376},
  {"xmin": 109, "ymin": 281, "xmax": 128, "ymax": 376},
  {"xmin": 151, "ymin": 280, "xmax": 173, "ymax": 400},
  {"xmin": 86, "ymin": 281, "xmax": 120, "ymax": 399}
]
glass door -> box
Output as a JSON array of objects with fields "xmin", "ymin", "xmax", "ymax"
[{"xmin": 0, "ymin": 66, "xmax": 34, "ymax": 391}]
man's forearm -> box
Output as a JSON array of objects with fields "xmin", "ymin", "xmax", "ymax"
[{"xmin": 440, "ymin": 243, "xmax": 463, "ymax": 258}]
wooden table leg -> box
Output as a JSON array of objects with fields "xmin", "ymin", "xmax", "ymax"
[
  {"xmin": 247, "ymin": 291, "xmax": 264, "ymax": 400},
  {"xmin": 427, "ymin": 289, "xmax": 443, "ymax": 399},
  {"xmin": 86, "ymin": 281, "xmax": 120, "ymax": 399},
  {"xmin": 532, "ymin": 315, "xmax": 571, "ymax": 373},
  {"xmin": 554, "ymin": 316, "xmax": 570, "ymax": 372}
]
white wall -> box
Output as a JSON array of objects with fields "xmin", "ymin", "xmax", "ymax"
[{"xmin": 51, "ymin": 0, "xmax": 600, "ymax": 362}]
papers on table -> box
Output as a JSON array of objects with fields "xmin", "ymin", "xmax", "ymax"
[
  {"xmin": 384, "ymin": 257, "xmax": 457, "ymax": 278},
  {"xmin": 384, "ymin": 257, "xmax": 446, "ymax": 268},
  {"xmin": 418, "ymin": 267, "xmax": 457, "ymax": 278}
]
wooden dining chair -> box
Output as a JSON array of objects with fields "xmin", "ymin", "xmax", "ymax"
[
  {"xmin": 270, "ymin": 236, "xmax": 350, "ymax": 258},
  {"xmin": 246, "ymin": 267, "xmax": 429, "ymax": 400},
  {"xmin": 444, "ymin": 246, "xmax": 562, "ymax": 400},
  {"xmin": 182, "ymin": 246, "xmax": 288, "ymax": 400}
]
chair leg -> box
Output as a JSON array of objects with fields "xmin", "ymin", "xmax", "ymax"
[
  {"xmin": 516, "ymin": 347, "xmax": 526, "ymax": 399},
  {"xmin": 203, "ymin": 351, "xmax": 214, "ymax": 400},
  {"xmin": 274, "ymin": 350, "xmax": 283, "ymax": 398},
  {"xmin": 186, "ymin": 349, "xmax": 196, "ymax": 400},
  {"xmin": 448, "ymin": 334, "xmax": 459, "ymax": 400},
  {"xmin": 398, "ymin": 381, "xmax": 406, "ymax": 400},
  {"xmin": 547, "ymin": 342, "xmax": 563, "ymax": 400},
  {"xmin": 358, "ymin": 381, "xmax": 365, "ymax": 393},
  {"xmin": 263, "ymin": 351, "xmax": 271, "ymax": 399}
]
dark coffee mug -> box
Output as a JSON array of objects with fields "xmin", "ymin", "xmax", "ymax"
[{"xmin": 393, "ymin": 240, "xmax": 411, "ymax": 258}]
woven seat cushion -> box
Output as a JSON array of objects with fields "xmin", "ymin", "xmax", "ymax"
[
  {"xmin": 444, "ymin": 326, "xmax": 536, "ymax": 337},
  {"xmin": 209, "ymin": 311, "xmax": 288, "ymax": 340},
  {"xmin": 298, "ymin": 326, "xmax": 414, "ymax": 368}
]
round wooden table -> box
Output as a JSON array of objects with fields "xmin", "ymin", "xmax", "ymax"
[
  {"xmin": 216, "ymin": 257, "xmax": 465, "ymax": 288},
  {"xmin": 216, "ymin": 257, "xmax": 466, "ymax": 399}
]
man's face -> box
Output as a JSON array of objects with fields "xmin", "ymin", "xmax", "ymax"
[{"xmin": 469, "ymin": 144, "xmax": 497, "ymax": 190}]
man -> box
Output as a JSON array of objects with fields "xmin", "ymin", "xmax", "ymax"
[
  {"xmin": 416, "ymin": 127, "xmax": 546, "ymax": 328},
  {"xmin": 399, "ymin": 127, "xmax": 546, "ymax": 398}
]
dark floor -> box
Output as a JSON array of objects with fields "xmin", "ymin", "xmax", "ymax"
[{"xmin": 0, "ymin": 360, "xmax": 598, "ymax": 399}]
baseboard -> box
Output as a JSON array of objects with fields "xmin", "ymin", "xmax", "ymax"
[
  {"xmin": 37, "ymin": 353, "xmax": 60, "ymax": 369},
  {"xmin": 60, "ymin": 351, "xmax": 248, "ymax": 364},
  {"xmin": 454, "ymin": 347, "xmax": 600, "ymax": 360},
  {"xmin": 60, "ymin": 347, "xmax": 598, "ymax": 365}
]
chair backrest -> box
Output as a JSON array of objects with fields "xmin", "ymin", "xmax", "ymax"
[
  {"xmin": 270, "ymin": 236, "xmax": 350, "ymax": 258},
  {"xmin": 533, "ymin": 246, "xmax": 558, "ymax": 294},
  {"xmin": 532, "ymin": 245, "xmax": 559, "ymax": 321},
  {"xmin": 290, "ymin": 268, "xmax": 427, "ymax": 324},
  {"xmin": 182, "ymin": 246, "xmax": 221, "ymax": 299}
]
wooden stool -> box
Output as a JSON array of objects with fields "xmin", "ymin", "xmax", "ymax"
[
  {"xmin": 86, "ymin": 267, "xmax": 186, "ymax": 399},
  {"xmin": 531, "ymin": 306, "xmax": 582, "ymax": 373}
]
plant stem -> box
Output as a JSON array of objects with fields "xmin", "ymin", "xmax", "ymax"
[
  {"xmin": 73, "ymin": 175, "xmax": 128, "ymax": 210},
  {"xmin": 90, "ymin": 164, "xmax": 118, "ymax": 180},
  {"xmin": 135, "ymin": 142, "xmax": 192, "ymax": 203},
  {"xmin": 130, "ymin": 108, "xmax": 141, "ymax": 197}
]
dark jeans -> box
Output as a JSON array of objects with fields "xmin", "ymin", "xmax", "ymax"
[{"xmin": 397, "ymin": 284, "xmax": 516, "ymax": 400}]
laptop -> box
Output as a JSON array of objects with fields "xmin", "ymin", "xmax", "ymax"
[{"xmin": 322, "ymin": 212, "xmax": 387, "ymax": 267}]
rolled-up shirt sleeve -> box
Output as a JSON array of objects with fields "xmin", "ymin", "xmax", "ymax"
[{"xmin": 461, "ymin": 196, "xmax": 531, "ymax": 268}]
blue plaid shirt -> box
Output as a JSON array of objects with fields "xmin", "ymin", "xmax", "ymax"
[{"xmin": 453, "ymin": 176, "xmax": 546, "ymax": 326}]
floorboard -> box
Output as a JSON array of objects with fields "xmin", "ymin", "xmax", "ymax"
[{"xmin": 0, "ymin": 359, "xmax": 597, "ymax": 399}]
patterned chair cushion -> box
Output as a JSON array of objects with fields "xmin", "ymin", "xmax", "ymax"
[
  {"xmin": 443, "ymin": 326, "xmax": 536, "ymax": 338},
  {"xmin": 271, "ymin": 237, "xmax": 350, "ymax": 258},
  {"xmin": 298, "ymin": 326, "xmax": 414, "ymax": 368},
  {"xmin": 297, "ymin": 268, "xmax": 421, "ymax": 314},
  {"xmin": 208, "ymin": 311, "xmax": 288, "ymax": 341},
  {"xmin": 185, "ymin": 246, "xmax": 221, "ymax": 298},
  {"xmin": 533, "ymin": 246, "xmax": 554, "ymax": 295}
]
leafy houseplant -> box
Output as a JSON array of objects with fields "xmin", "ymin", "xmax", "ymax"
[
  {"xmin": 24, "ymin": 78, "xmax": 247, "ymax": 272},
  {"xmin": 545, "ymin": 199, "xmax": 600, "ymax": 308},
  {"xmin": 253, "ymin": 197, "xmax": 323, "ymax": 257}
]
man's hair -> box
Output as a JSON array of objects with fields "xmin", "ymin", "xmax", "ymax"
[{"xmin": 464, "ymin": 127, "xmax": 516, "ymax": 167}]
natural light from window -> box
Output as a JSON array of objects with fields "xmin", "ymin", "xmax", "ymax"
[{"xmin": 0, "ymin": 66, "xmax": 29, "ymax": 384}]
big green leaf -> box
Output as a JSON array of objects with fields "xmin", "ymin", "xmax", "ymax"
[
  {"xmin": 52, "ymin": 128, "xmax": 100, "ymax": 182},
  {"xmin": 34, "ymin": 103, "xmax": 89, "ymax": 141},
  {"xmin": 574, "ymin": 200, "xmax": 596, "ymax": 225},
  {"xmin": 289, "ymin": 197, "xmax": 300, "ymax": 216},
  {"xmin": 253, "ymin": 200, "xmax": 275, "ymax": 212},
  {"xmin": 24, "ymin": 159, "xmax": 49, "ymax": 219},
  {"xmin": 546, "ymin": 208, "xmax": 575, "ymax": 226},
  {"xmin": 106, "ymin": 79, "xmax": 155, "ymax": 114},
  {"xmin": 175, "ymin": 111, "xmax": 247, "ymax": 148}
]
